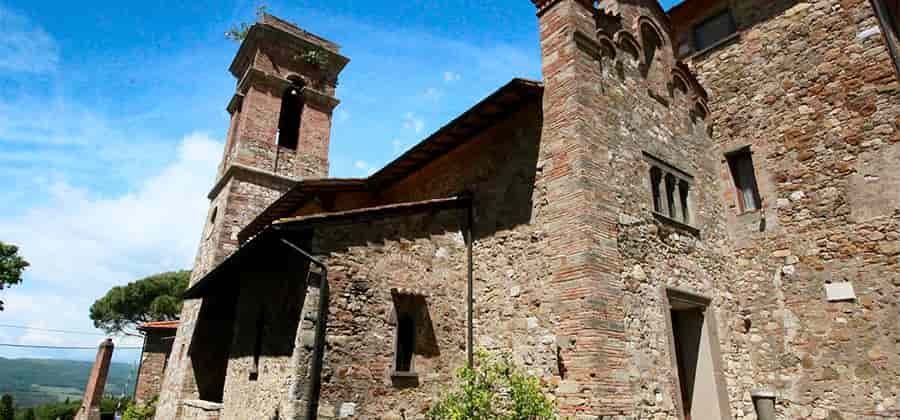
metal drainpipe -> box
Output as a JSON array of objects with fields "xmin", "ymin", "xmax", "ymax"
[
  {"xmin": 465, "ymin": 196, "xmax": 474, "ymax": 368},
  {"xmin": 279, "ymin": 237, "xmax": 329, "ymax": 420}
]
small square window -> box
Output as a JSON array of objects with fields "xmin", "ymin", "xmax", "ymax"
[
  {"xmin": 726, "ymin": 148, "xmax": 762, "ymax": 212},
  {"xmin": 693, "ymin": 9, "xmax": 737, "ymax": 52}
]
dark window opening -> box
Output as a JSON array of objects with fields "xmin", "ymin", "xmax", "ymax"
[
  {"xmin": 671, "ymin": 307, "xmax": 704, "ymax": 420},
  {"xmin": 651, "ymin": 167, "xmax": 663, "ymax": 213},
  {"xmin": 395, "ymin": 313, "xmax": 416, "ymax": 373},
  {"xmin": 277, "ymin": 82, "xmax": 305, "ymax": 150},
  {"xmin": 693, "ymin": 9, "xmax": 737, "ymax": 52},
  {"xmin": 872, "ymin": 0, "xmax": 900, "ymax": 77},
  {"xmin": 679, "ymin": 180, "xmax": 691, "ymax": 225},
  {"xmin": 726, "ymin": 148, "xmax": 762, "ymax": 212},
  {"xmin": 249, "ymin": 311, "xmax": 265, "ymax": 381},
  {"xmin": 881, "ymin": 0, "xmax": 900, "ymax": 34}
]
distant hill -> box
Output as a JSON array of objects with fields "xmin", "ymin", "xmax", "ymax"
[{"xmin": 0, "ymin": 357, "xmax": 134, "ymax": 408}]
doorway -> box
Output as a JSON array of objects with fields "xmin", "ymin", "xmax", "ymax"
[{"xmin": 666, "ymin": 288, "xmax": 730, "ymax": 420}]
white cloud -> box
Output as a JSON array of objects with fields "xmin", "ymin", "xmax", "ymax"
[
  {"xmin": 423, "ymin": 87, "xmax": 443, "ymax": 101},
  {"xmin": 443, "ymin": 71, "xmax": 461, "ymax": 82},
  {"xmin": 0, "ymin": 133, "xmax": 221, "ymax": 291},
  {"xmin": 0, "ymin": 132, "xmax": 218, "ymax": 359},
  {"xmin": 403, "ymin": 112, "xmax": 425, "ymax": 134},
  {"xmin": 353, "ymin": 160, "xmax": 376, "ymax": 176},
  {"xmin": 0, "ymin": 4, "xmax": 59, "ymax": 74}
]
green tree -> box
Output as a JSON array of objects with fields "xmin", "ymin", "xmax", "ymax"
[
  {"xmin": 0, "ymin": 241, "xmax": 29, "ymax": 311},
  {"xmin": 89, "ymin": 270, "xmax": 190, "ymax": 335},
  {"xmin": 428, "ymin": 350, "xmax": 557, "ymax": 420},
  {"xmin": 0, "ymin": 394, "xmax": 14, "ymax": 420},
  {"xmin": 21, "ymin": 408, "xmax": 34, "ymax": 420}
]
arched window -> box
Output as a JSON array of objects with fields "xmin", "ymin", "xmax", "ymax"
[{"xmin": 277, "ymin": 80, "xmax": 305, "ymax": 150}]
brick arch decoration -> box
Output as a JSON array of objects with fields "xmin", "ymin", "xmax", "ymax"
[
  {"xmin": 637, "ymin": 15, "xmax": 669, "ymax": 49},
  {"xmin": 670, "ymin": 69, "xmax": 691, "ymax": 96},
  {"xmin": 691, "ymin": 99, "xmax": 710, "ymax": 123},
  {"xmin": 596, "ymin": 33, "xmax": 618, "ymax": 59},
  {"xmin": 613, "ymin": 30, "xmax": 642, "ymax": 62},
  {"xmin": 594, "ymin": 10, "xmax": 710, "ymax": 123}
]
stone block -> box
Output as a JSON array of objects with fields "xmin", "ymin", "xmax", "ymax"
[{"xmin": 825, "ymin": 282, "xmax": 856, "ymax": 302}]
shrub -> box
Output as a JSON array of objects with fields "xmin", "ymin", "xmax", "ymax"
[
  {"xmin": 427, "ymin": 350, "xmax": 557, "ymax": 420},
  {"xmin": 122, "ymin": 398, "xmax": 156, "ymax": 420}
]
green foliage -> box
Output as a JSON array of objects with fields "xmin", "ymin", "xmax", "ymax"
[
  {"xmin": 0, "ymin": 241, "xmax": 29, "ymax": 311},
  {"xmin": 20, "ymin": 408, "xmax": 33, "ymax": 420},
  {"xmin": 89, "ymin": 270, "xmax": 190, "ymax": 335},
  {"xmin": 298, "ymin": 49, "xmax": 329, "ymax": 68},
  {"xmin": 32, "ymin": 399, "xmax": 77, "ymax": 420},
  {"xmin": 225, "ymin": 4, "xmax": 268, "ymax": 42},
  {"xmin": 224, "ymin": 22, "xmax": 251, "ymax": 42},
  {"xmin": 427, "ymin": 350, "xmax": 558, "ymax": 420},
  {"xmin": 122, "ymin": 398, "xmax": 156, "ymax": 420},
  {"xmin": 0, "ymin": 394, "xmax": 14, "ymax": 420}
]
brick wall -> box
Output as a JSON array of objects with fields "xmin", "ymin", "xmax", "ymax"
[{"xmin": 134, "ymin": 330, "xmax": 175, "ymax": 404}]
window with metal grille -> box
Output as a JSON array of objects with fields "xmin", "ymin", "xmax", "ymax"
[{"xmin": 693, "ymin": 9, "xmax": 737, "ymax": 52}]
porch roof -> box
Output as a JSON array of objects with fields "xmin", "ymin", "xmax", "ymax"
[{"xmin": 183, "ymin": 195, "xmax": 471, "ymax": 299}]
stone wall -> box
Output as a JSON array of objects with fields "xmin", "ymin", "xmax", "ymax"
[
  {"xmin": 135, "ymin": 330, "xmax": 175, "ymax": 404},
  {"xmin": 673, "ymin": 0, "xmax": 900, "ymax": 417},
  {"xmin": 218, "ymin": 249, "xmax": 309, "ymax": 420},
  {"xmin": 220, "ymin": 96, "xmax": 549, "ymax": 420}
]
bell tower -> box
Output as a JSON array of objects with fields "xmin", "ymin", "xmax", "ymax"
[
  {"xmin": 196, "ymin": 13, "xmax": 349, "ymax": 272},
  {"xmin": 155, "ymin": 14, "xmax": 348, "ymax": 420}
]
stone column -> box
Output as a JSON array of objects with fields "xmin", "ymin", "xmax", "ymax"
[
  {"xmin": 657, "ymin": 172, "xmax": 669, "ymax": 215},
  {"xmin": 671, "ymin": 176, "xmax": 683, "ymax": 221},
  {"xmin": 76, "ymin": 338, "xmax": 114, "ymax": 420},
  {"xmin": 680, "ymin": 181, "xmax": 691, "ymax": 224}
]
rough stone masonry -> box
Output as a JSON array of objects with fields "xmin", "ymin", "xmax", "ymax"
[{"xmin": 155, "ymin": 1, "xmax": 899, "ymax": 419}]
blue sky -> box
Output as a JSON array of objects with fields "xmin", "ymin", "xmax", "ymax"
[{"xmin": 0, "ymin": 0, "xmax": 682, "ymax": 364}]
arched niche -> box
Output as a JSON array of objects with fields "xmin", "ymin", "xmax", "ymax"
[
  {"xmin": 691, "ymin": 100, "xmax": 710, "ymax": 122},
  {"xmin": 638, "ymin": 16, "xmax": 668, "ymax": 70},
  {"xmin": 597, "ymin": 33, "xmax": 617, "ymax": 60},
  {"xmin": 614, "ymin": 30, "xmax": 642, "ymax": 63},
  {"xmin": 675, "ymin": 61, "xmax": 709, "ymax": 102},
  {"xmin": 670, "ymin": 69, "xmax": 691, "ymax": 98}
]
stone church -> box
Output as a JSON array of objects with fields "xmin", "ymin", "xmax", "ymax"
[{"xmin": 155, "ymin": 0, "xmax": 900, "ymax": 419}]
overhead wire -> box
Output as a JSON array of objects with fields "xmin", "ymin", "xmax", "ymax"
[
  {"xmin": 0, "ymin": 323, "xmax": 107, "ymax": 336},
  {"xmin": 0, "ymin": 343, "xmax": 142, "ymax": 350}
]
